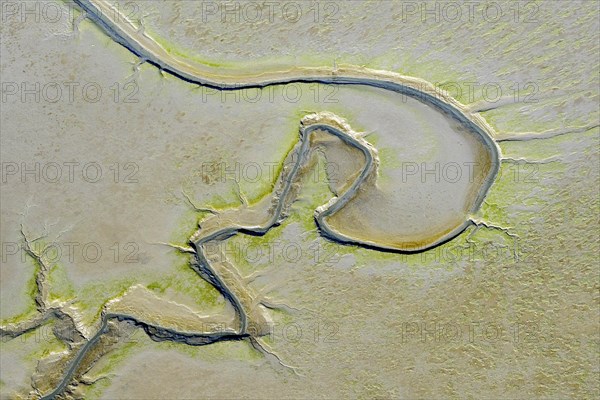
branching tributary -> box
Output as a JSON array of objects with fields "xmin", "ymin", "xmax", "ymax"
[{"xmin": 1, "ymin": 0, "xmax": 508, "ymax": 398}]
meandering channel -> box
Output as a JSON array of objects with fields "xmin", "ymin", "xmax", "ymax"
[{"xmin": 26, "ymin": 0, "xmax": 503, "ymax": 397}]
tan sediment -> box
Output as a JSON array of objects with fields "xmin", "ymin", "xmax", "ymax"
[{"xmin": 15, "ymin": 2, "xmax": 503, "ymax": 397}]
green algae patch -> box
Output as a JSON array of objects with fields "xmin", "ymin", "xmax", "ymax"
[
  {"xmin": 161, "ymin": 211, "xmax": 227, "ymax": 310},
  {"xmin": 22, "ymin": 321, "xmax": 68, "ymax": 363},
  {"xmin": 82, "ymin": 340, "xmax": 142, "ymax": 400},
  {"xmin": 290, "ymin": 154, "xmax": 336, "ymax": 228},
  {"xmin": 222, "ymin": 154, "xmax": 336, "ymax": 277},
  {"xmin": 225, "ymin": 233, "xmax": 283, "ymax": 277},
  {"xmin": 482, "ymin": 96, "xmax": 597, "ymax": 139},
  {"xmin": 500, "ymin": 126, "xmax": 598, "ymax": 160},
  {"xmin": 145, "ymin": 281, "xmax": 163, "ymax": 293},
  {"xmin": 170, "ymin": 208, "xmax": 203, "ymax": 245},
  {"xmin": 203, "ymin": 193, "xmax": 240, "ymax": 211},
  {"xmin": 47, "ymin": 263, "xmax": 76, "ymax": 303},
  {"xmin": 1, "ymin": 257, "xmax": 39, "ymax": 324},
  {"xmin": 391, "ymin": 59, "xmax": 475, "ymax": 105},
  {"xmin": 0, "ymin": 293, "xmax": 38, "ymax": 326},
  {"xmin": 238, "ymin": 117, "xmax": 302, "ymax": 206},
  {"xmin": 141, "ymin": 26, "xmax": 352, "ymax": 77},
  {"xmin": 482, "ymin": 159, "xmax": 567, "ymax": 228},
  {"xmin": 374, "ymin": 145, "xmax": 402, "ymax": 186},
  {"xmin": 145, "ymin": 27, "xmax": 232, "ymax": 69},
  {"xmin": 74, "ymin": 278, "xmax": 137, "ymax": 327},
  {"xmin": 155, "ymin": 338, "xmax": 261, "ymax": 362},
  {"xmin": 0, "ymin": 309, "xmax": 39, "ymax": 326},
  {"xmin": 1, "ymin": 319, "xmax": 69, "ymax": 366},
  {"xmin": 145, "ymin": 254, "xmax": 223, "ymax": 310}
]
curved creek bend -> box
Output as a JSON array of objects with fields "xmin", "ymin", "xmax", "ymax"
[{"xmin": 2, "ymin": 0, "xmax": 504, "ymax": 398}]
